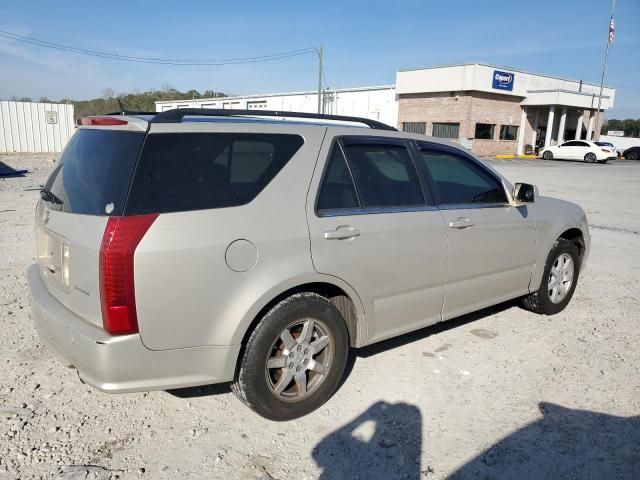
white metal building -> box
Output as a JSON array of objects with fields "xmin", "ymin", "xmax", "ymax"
[
  {"xmin": 155, "ymin": 85, "xmax": 398, "ymax": 127},
  {"xmin": 0, "ymin": 101, "xmax": 75, "ymax": 153}
]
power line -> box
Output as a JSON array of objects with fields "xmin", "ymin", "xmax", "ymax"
[{"xmin": 0, "ymin": 30, "xmax": 319, "ymax": 66}]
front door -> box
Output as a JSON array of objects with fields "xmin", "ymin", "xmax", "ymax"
[
  {"xmin": 414, "ymin": 141, "xmax": 536, "ymax": 320},
  {"xmin": 307, "ymin": 134, "xmax": 447, "ymax": 344}
]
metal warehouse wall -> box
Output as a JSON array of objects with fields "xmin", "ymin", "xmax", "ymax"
[
  {"xmin": 155, "ymin": 86, "xmax": 399, "ymax": 128},
  {"xmin": 0, "ymin": 101, "xmax": 75, "ymax": 153}
]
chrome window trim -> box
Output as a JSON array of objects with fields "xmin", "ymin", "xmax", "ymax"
[
  {"xmin": 437, "ymin": 202, "xmax": 512, "ymax": 211},
  {"xmin": 317, "ymin": 204, "xmax": 438, "ymax": 218}
]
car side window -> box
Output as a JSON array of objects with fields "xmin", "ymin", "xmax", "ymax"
[
  {"xmin": 341, "ymin": 141, "xmax": 425, "ymax": 208},
  {"xmin": 316, "ymin": 145, "xmax": 360, "ymax": 211},
  {"xmin": 415, "ymin": 145, "xmax": 507, "ymax": 205},
  {"xmin": 576, "ymin": 141, "xmax": 589, "ymax": 147}
]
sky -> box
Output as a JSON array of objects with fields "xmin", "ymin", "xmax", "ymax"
[{"xmin": 1, "ymin": 0, "xmax": 639, "ymax": 118}]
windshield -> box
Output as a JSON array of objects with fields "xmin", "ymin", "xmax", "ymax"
[{"xmin": 43, "ymin": 129, "xmax": 145, "ymax": 216}]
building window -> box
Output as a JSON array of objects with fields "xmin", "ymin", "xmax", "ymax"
[
  {"xmin": 247, "ymin": 101, "xmax": 267, "ymax": 110},
  {"xmin": 499, "ymin": 125, "xmax": 519, "ymax": 141},
  {"xmin": 402, "ymin": 122, "xmax": 426, "ymax": 135},
  {"xmin": 474, "ymin": 123, "xmax": 495, "ymax": 140},
  {"xmin": 432, "ymin": 123, "xmax": 460, "ymax": 139}
]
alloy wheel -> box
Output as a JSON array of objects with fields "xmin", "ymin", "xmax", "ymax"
[
  {"xmin": 265, "ymin": 318, "xmax": 334, "ymax": 402},
  {"xmin": 547, "ymin": 253, "xmax": 574, "ymax": 304}
]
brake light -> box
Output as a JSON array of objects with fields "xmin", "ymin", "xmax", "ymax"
[
  {"xmin": 99, "ymin": 214, "xmax": 158, "ymax": 335},
  {"xmin": 77, "ymin": 117, "xmax": 128, "ymax": 126},
  {"xmin": 601, "ymin": 148, "xmax": 610, "ymax": 152}
]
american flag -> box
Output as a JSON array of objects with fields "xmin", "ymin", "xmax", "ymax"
[{"xmin": 608, "ymin": 16, "xmax": 615, "ymax": 44}]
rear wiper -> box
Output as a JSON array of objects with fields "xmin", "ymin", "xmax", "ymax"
[{"xmin": 40, "ymin": 186, "xmax": 63, "ymax": 205}]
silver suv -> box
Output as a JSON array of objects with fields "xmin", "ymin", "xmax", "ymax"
[{"xmin": 28, "ymin": 109, "xmax": 589, "ymax": 420}]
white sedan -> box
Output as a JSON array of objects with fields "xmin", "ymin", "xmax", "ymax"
[{"xmin": 540, "ymin": 140, "xmax": 617, "ymax": 163}]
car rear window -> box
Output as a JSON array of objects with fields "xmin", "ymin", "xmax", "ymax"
[
  {"xmin": 125, "ymin": 133, "xmax": 304, "ymax": 215},
  {"xmin": 44, "ymin": 129, "xmax": 145, "ymax": 216}
]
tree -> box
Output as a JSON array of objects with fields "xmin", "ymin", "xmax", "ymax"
[
  {"xmin": 19, "ymin": 97, "xmax": 33, "ymax": 102},
  {"xmin": 185, "ymin": 89, "xmax": 201, "ymax": 99},
  {"xmin": 102, "ymin": 88, "xmax": 115, "ymax": 100},
  {"xmin": 601, "ymin": 119, "xmax": 640, "ymax": 137}
]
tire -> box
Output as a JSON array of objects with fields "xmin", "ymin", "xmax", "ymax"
[
  {"xmin": 232, "ymin": 292, "xmax": 349, "ymax": 421},
  {"xmin": 584, "ymin": 152, "xmax": 597, "ymax": 163},
  {"xmin": 542, "ymin": 150, "xmax": 553, "ymax": 160},
  {"xmin": 627, "ymin": 151, "xmax": 639, "ymax": 160},
  {"xmin": 521, "ymin": 238, "xmax": 580, "ymax": 315}
]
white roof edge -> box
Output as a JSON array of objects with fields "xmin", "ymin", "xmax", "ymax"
[
  {"xmin": 527, "ymin": 89, "xmax": 611, "ymax": 99},
  {"xmin": 155, "ymin": 85, "xmax": 396, "ymax": 105},
  {"xmin": 397, "ymin": 62, "xmax": 613, "ymax": 90}
]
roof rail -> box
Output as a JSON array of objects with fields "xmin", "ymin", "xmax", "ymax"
[
  {"xmin": 149, "ymin": 108, "xmax": 397, "ymax": 131},
  {"xmin": 106, "ymin": 111, "xmax": 159, "ymax": 116}
]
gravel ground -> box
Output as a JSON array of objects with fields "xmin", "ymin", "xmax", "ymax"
[{"xmin": 0, "ymin": 153, "xmax": 638, "ymax": 480}]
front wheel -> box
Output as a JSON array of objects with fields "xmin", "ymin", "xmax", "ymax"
[
  {"xmin": 521, "ymin": 238, "xmax": 580, "ymax": 315},
  {"xmin": 542, "ymin": 150, "xmax": 553, "ymax": 160},
  {"xmin": 232, "ymin": 293, "xmax": 349, "ymax": 421},
  {"xmin": 584, "ymin": 152, "xmax": 597, "ymax": 163}
]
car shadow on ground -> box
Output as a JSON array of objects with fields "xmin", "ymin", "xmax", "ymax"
[
  {"xmin": 540, "ymin": 157, "xmax": 614, "ymax": 165},
  {"xmin": 0, "ymin": 160, "xmax": 28, "ymax": 177},
  {"xmin": 312, "ymin": 400, "xmax": 423, "ymax": 479},
  {"xmin": 167, "ymin": 301, "xmax": 517, "ymax": 399},
  {"xmin": 313, "ymin": 401, "xmax": 640, "ymax": 480},
  {"xmin": 447, "ymin": 402, "xmax": 640, "ymax": 479}
]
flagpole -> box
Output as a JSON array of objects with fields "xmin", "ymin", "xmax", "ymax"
[{"xmin": 594, "ymin": 0, "xmax": 616, "ymax": 140}]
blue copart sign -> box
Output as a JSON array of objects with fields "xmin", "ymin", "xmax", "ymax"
[{"xmin": 492, "ymin": 70, "xmax": 514, "ymax": 91}]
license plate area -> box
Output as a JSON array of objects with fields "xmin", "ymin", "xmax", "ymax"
[{"xmin": 37, "ymin": 227, "xmax": 70, "ymax": 293}]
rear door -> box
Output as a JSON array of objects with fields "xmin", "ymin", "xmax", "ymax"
[
  {"xmin": 413, "ymin": 141, "xmax": 536, "ymax": 320},
  {"xmin": 36, "ymin": 126, "xmax": 146, "ymax": 328},
  {"xmin": 306, "ymin": 132, "xmax": 447, "ymax": 344},
  {"xmin": 574, "ymin": 141, "xmax": 591, "ymax": 160}
]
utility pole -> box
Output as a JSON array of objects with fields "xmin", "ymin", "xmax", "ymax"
[
  {"xmin": 317, "ymin": 45, "xmax": 323, "ymax": 114},
  {"xmin": 594, "ymin": 0, "xmax": 616, "ymax": 140}
]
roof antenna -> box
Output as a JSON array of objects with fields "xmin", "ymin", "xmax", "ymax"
[{"xmin": 117, "ymin": 98, "xmax": 126, "ymax": 114}]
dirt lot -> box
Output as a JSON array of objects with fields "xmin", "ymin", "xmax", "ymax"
[{"xmin": 1, "ymin": 153, "xmax": 639, "ymax": 480}]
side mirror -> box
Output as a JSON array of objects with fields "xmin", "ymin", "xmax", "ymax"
[{"xmin": 514, "ymin": 183, "xmax": 536, "ymax": 203}]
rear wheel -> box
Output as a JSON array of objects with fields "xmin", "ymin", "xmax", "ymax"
[
  {"xmin": 521, "ymin": 238, "xmax": 580, "ymax": 315},
  {"xmin": 232, "ymin": 293, "xmax": 349, "ymax": 421},
  {"xmin": 543, "ymin": 150, "xmax": 553, "ymax": 160},
  {"xmin": 584, "ymin": 152, "xmax": 597, "ymax": 163},
  {"xmin": 627, "ymin": 151, "xmax": 639, "ymax": 160}
]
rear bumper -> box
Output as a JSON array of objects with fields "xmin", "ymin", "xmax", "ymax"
[{"xmin": 27, "ymin": 264, "xmax": 240, "ymax": 393}]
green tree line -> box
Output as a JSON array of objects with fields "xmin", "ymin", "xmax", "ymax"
[
  {"xmin": 601, "ymin": 119, "xmax": 640, "ymax": 138},
  {"xmin": 5, "ymin": 87, "xmax": 228, "ymax": 118}
]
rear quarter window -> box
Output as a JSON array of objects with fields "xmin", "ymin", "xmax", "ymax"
[
  {"xmin": 44, "ymin": 129, "xmax": 145, "ymax": 216},
  {"xmin": 125, "ymin": 133, "xmax": 304, "ymax": 215}
]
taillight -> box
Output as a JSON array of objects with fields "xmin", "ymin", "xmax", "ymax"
[
  {"xmin": 601, "ymin": 148, "xmax": 610, "ymax": 152},
  {"xmin": 99, "ymin": 214, "xmax": 158, "ymax": 335},
  {"xmin": 77, "ymin": 117, "xmax": 128, "ymax": 126}
]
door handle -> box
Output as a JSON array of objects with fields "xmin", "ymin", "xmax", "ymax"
[
  {"xmin": 449, "ymin": 217, "xmax": 473, "ymax": 229},
  {"xmin": 324, "ymin": 227, "xmax": 361, "ymax": 240}
]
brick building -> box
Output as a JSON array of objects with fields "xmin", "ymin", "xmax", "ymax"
[{"xmin": 396, "ymin": 64, "xmax": 616, "ymax": 156}]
